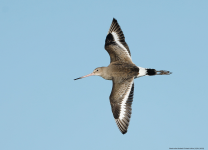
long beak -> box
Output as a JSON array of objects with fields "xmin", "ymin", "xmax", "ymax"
[{"xmin": 74, "ymin": 72, "xmax": 95, "ymax": 80}]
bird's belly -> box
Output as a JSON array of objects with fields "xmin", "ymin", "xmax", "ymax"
[
  {"xmin": 104, "ymin": 63, "xmax": 139, "ymax": 80},
  {"xmin": 113, "ymin": 66, "xmax": 138, "ymax": 75},
  {"xmin": 110, "ymin": 68, "xmax": 138, "ymax": 80}
]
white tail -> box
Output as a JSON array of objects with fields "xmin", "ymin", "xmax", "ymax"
[{"xmin": 136, "ymin": 67, "xmax": 172, "ymax": 78}]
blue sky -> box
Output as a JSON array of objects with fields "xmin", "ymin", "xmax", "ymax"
[{"xmin": 0, "ymin": 0, "xmax": 207, "ymax": 150}]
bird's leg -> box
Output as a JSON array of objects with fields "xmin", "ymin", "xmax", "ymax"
[{"xmin": 156, "ymin": 70, "xmax": 172, "ymax": 75}]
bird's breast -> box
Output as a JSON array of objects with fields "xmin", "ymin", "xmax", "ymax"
[{"xmin": 106, "ymin": 63, "xmax": 139, "ymax": 79}]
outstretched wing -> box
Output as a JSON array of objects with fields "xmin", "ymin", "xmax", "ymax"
[
  {"xmin": 110, "ymin": 77, "xmax": 134, "ymax": 134},
  {"xmin": 105, "ymin": 18, "xmax": 132, "ymax": 63}
]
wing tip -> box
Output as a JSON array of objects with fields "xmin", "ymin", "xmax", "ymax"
[
  {"xmin": 113, "ymin": 18, "xmax": 117, "ymax": 22},
  {"xmin": 108, "ymin": 18, "xmax": 121, "ymax": 34},
  {"xmin": 121, "ymin": 129, "xmax": 127, "ymax": 134},
  {"xmin": 116, "ymin": 119, "xmax": 129, "ymax": 134}
]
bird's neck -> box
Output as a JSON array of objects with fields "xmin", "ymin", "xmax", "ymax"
[{"xmin": 100, "ymin": 67, "xmax": 112, "ymax": 80}]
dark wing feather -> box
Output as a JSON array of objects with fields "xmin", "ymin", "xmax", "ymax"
[
  {"xmin": 105, "ymin": 18, "xmax": 132, "ymax": 63},
  {"xmin": 110, "ymin": 77, "xmax": 134, "ymax": 134}
]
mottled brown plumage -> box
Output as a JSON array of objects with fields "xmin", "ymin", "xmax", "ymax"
[{"xmin": 74, "ymin": 18, "xmax": 171, "ymax": 134}]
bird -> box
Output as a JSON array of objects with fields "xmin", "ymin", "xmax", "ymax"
[{"xmin": 74, "ymin": 18, "xmax": 171, "ymax": 134}]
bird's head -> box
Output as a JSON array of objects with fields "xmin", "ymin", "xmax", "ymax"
[{"xmin": 74, "ymin": 67, "xmax": 104, "ymax": 80}]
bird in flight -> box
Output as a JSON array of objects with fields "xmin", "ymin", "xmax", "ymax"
[{"xmin": 74, "ymin": 18, "xmax": 171, "ymax": 134}]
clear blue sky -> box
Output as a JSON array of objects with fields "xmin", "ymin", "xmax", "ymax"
[{"xmin": 0, "ymin": 0, "xmax": 207, "ymax": 150}]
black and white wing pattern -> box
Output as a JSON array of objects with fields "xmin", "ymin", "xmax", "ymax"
[
  {"xmin": 105, "ymin": 18, "xmax": 132, "ymax": 63},
  {"xmin": 110, "ymin": 77, "xmax": 134, "ymax": 134}
]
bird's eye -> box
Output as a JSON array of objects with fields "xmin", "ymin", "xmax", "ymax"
[{"xmin": 97, "ymin": 70, "xmax": 98, "ymax": 71}]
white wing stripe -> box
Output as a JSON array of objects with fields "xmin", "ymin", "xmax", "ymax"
[
  {"xmin": 119, "ymin": 80, "xmax": 133, "ymax": 120},
  {"xmin": 111, "ymin": 32, "xmax": 131, "ymax": 59}
]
